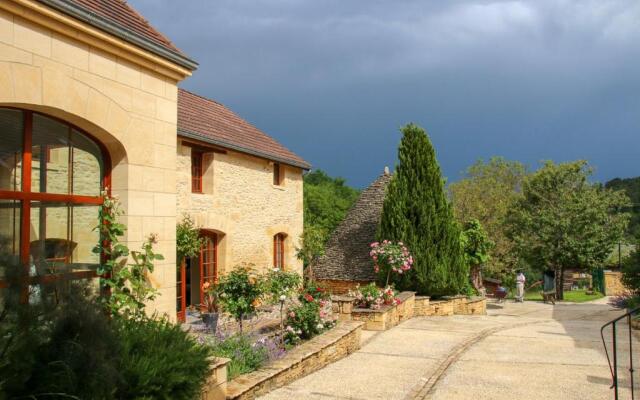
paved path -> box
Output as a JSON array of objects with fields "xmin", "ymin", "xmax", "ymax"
[{"xmin": 259, "ymin": 299, "xmax": 638, "ymax": 400}]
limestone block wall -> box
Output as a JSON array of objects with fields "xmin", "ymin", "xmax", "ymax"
[
  {"xmin": 604, "ymin": 271, "xmax": 626, "ymax": 296},
  {"xmin": 176, "ymin": 142, "xmax": 304, "ymax": 276},
  {"xmin": 0, "ymin": 1, "xmax": 191, "ymax": 319}
]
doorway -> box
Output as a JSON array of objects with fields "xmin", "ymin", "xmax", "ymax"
[{"xmin": 177, "ymin": 231, "xmax": 219, "ymax": 322}]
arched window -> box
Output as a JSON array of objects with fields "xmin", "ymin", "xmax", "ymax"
[
  {"xmin": 273, "ymin": 233, "xmax": 286, "ymax": 269},
  {"xmin": 0, "ymin": 108, "xmax": 108, "ymax": 293}
]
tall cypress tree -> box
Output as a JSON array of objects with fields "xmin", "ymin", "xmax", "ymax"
[{"xmin": 377, "ymin": 123, "xmax": 467, "ymax": 296}]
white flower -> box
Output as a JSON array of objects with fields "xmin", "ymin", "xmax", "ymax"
[
  {"xmin": 279, "ymin": 294, "xmax": 287, "ymax": 302},
  {"xmin": 316, "ymin": 323, "xmax": 324, "ymax": 330}
]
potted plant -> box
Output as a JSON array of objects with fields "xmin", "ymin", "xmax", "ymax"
[{"xmin": 201, "ymin": 281, "xmax": 219, "ymax": 331}]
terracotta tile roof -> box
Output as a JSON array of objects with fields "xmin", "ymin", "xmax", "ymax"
[
  {"xmin": 177, "ymin": 89, "xmax": 310, "ymax": 169},
  {"xmin": 38, "ymin": 0, "xmax": 196, "ymax": 69}
]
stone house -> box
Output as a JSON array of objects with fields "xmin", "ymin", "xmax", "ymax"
[
  {"xmin": 314, "ymin": 170, "xmax": 392, "ymax": 293},
  {"xmin": 0, "ymin": 0, "xmax": 308, "ymax": 321}
]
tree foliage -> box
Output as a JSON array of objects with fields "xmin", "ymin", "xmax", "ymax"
[
  {"xmin": 461, "ymin": 220, "xmax": 494, "ymax": 292},
  {"xmin": 304, "ymin": 169, "xmax": 360, "ymax": 243},
  {"xmin": 176, "ymin": 214, "xmax": 204, "ymax": 263},
  {"xmin": 622, "ymin": 239, "xmax": 640, "ymax": 295},
  {"xmin": 377, "ymin": 123, "xmax": 467, "ymax": 296},
  {"xmin": 449, "ymin": 157, "xmax": 527, "ymax": 273},
  {"xmin": 605, "ymin": 176, "xmax": 640, "ymax": 238},
  {"xmin": 507, "ymin": 160, "xmax": 630, "ymax": 299}
]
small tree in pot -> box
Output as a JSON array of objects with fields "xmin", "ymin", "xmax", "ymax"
[{"xmin": 216, "ymin": 265, "xmax": 263, "ymax": 333}]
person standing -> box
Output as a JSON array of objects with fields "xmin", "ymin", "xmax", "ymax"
[{"xmin": 516, "ymin": 271, "xmax": 526, "ymax": 302}]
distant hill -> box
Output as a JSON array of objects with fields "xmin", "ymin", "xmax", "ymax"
[{"xmin": 605, "ymin": 177, "xmax": 640, "ymax": 239}]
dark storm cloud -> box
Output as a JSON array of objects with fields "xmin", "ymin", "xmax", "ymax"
[{"xmin": 131, "ymin": 0, "xmax": 640, "ymax": 187}]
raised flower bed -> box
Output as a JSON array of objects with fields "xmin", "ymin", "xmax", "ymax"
[
  {"xmin": 225, "ymin": 320, "xmax": 363, "ymax": 400},
  {"xmin": 350, "ymin": 289, "xmax": 416, "ymax": 331}
]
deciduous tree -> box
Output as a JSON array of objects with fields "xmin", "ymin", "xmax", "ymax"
[
  {"xmin": 507, "ymin": 160, "xmax": 630, "ymax": 299},
  {"xmin": 449, "ymin": 157, "xmax": 527, "ymax": 273}
]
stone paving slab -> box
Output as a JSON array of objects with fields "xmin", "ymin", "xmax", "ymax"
[{"xmin": 259, "ymin": 300, "xmax": 638, "ymax": 400}]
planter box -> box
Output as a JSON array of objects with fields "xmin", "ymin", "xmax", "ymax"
[
  {"xmin": 225, "ymin": 320, "xmax": 363, "ymax": 400},
  {"xmin": 351, "ymin": 292, "xmax": 416, "ymax": 331}
]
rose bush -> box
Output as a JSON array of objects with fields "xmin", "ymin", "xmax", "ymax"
[
  {"xmin": 350, "ymin": 283, "xmax": 400, "ymax": 310},
  {"xmin": 370, "ymin": 240, "xmax": 413, "ymax": 285}
]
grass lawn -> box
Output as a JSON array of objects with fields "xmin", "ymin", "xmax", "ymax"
[{"xmin": 524, "ymin": 289, "xmax": 604, "ymax": 303}]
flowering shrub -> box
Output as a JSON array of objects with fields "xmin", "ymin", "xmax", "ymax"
[
  {"xmin": 282, "ymin": 281, "xmax": 335, "ymax": 344},
  {"xmin": 284, "ymin": 301, "xmax": 335, "ymax": 345},
  {"xmin": 370, "ymin": 240, "xmax": 413, "ymax": 285},
  {"xmin": 204, "ymin": 333, "xmax": 278, "ymax": 379},
  {"xmin": 264, "ymin": 268, "xmax": 302, "ymax": 303},
  {"xmin": 299, "ymin": 280, "xmax": 330, "ymax": 304},
  {"xmin": 350, "ymin": 283, "xmax": 400, "ymax": 310},
  {"xmin": 216, "ymin": 265, "xmax": 263, "ymax": 332}
]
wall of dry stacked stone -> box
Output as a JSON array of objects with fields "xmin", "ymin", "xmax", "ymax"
[
  {"xmin": 313, "ymin": 172, "xmax": 392, "ymax": 283},
  {"xmin": 604, "ymin": 271, "xmax": 626, "ymax": 296},
  {"xmin": 317, "ymin": 279, "xmax": 373, "ymax": 295}
]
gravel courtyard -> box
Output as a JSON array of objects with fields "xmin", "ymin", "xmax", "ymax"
[{"xmin": 260, "ymin": 299, "xmax": 638, "ymax": 400}]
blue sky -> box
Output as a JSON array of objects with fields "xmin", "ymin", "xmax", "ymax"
[{"xmin": 131, "ymin": 0, "xmax": 640, "ymax": 188}]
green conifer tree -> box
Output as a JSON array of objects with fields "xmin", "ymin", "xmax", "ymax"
[{"xmin": 377, "ymin": 123, "xmax": 467, "ymax": 296}]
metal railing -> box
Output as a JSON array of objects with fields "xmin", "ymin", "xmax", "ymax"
[{"xmin": 601, "ymin": 306, "xmax": 639, "ymax": 399}]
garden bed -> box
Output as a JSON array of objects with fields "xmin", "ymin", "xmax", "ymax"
[
  {"xmin": 224, "ymin": 320, "xmax": 363, "ymax": 400},
  {"xmin": 351, "ymin": 291, "xmax": 416, "ymax": 331}
]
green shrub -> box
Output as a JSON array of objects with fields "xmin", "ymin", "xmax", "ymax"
[
  {"xmin": 284, "ymin": 300, "xmax": 334, "ymax": 344},
  {"xmin": 622, "ymin": 239, "xmax": 640, "ymax": 294},
  {"xmin": 206, "ymin": 334, "xmax": 269, "ymax": 379},
  {"xmin": 114, "ymin": 316, "xmax": 212, "ymax": 400},
  {"xmin": 264, "ymin": 268, "xmax": 302, "ymax": 303},
  {"xmin": 217, "ymin": 265, "xmax": 264, "ymax": 332},
  {"xmin": 301, "ymin": 280, "xmax": 330, "ymax": 303},
  {"xmin": 1, "ymin": 283, "xmax": 121, "ymax": 399}
]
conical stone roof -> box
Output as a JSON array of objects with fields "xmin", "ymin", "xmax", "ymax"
[{"xmin": 313, "ymin": 171, "xmax": 392, "ymax": 282}]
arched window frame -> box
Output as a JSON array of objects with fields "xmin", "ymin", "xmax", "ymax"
[{"xmin": 0, "ymin": 108, "xmax": 111, "ymax": 292}]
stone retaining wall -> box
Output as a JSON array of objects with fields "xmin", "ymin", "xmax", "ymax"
[
  {"xmin": 414, "ymin": 296, "xmax": 431, "ymax": 316},
  {"xmin": 413, "ymin": 296, "xmax": 486, "ymax": 317},
  {"xmin": 201, "ymin": 357, "xmax": 231, "ymax": 400},
  {"xmin": 225, "ymin": 320, "xmax": 363, "ymax": 400},
  {"xmin": 604, "ymin": 271, "xmax": 626, "ymax": 296}
]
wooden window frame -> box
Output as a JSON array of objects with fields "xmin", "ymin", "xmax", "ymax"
[
  {"xmin": 273, "ymin": 163, "xmax": 283, "ymax": 186},
  {"xmin": 273, "ymin": 233, "xmax": 286, "ymax": 270},
  {"xmin": 0, "ymin": 108, "xmax": 111, "ymax": 294},
  {"xmin": 191, "ymin": 150, "xmax": 203, "ymax": 193}
]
